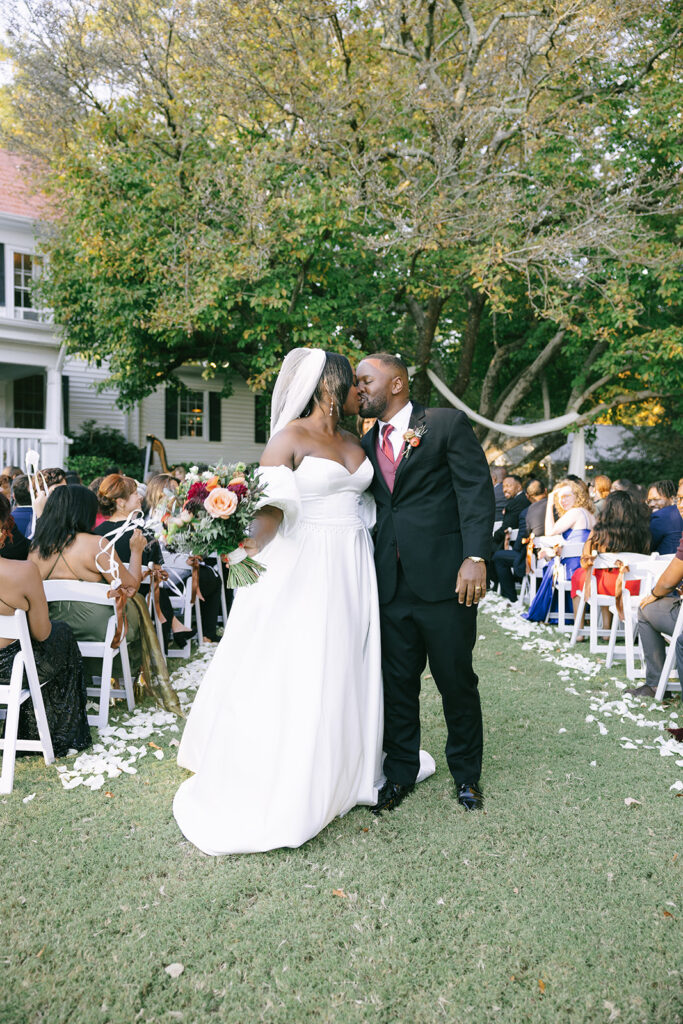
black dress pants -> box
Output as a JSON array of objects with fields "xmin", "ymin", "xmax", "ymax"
[
  {"xmin": 379, "ymin": 563, "xmax": 483, "ymax": 787},
  {"xmin": 492, "ymin": 548, "xmax": 524, "ymax": 602}
]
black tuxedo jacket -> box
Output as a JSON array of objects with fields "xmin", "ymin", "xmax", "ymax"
[
  {"xmin": 493, "ymin": 490, "xmax": 530, "ymax": 543},
  {"xmin": 361, "ymin": 403, "xmax": 495, "ymax": 604}
]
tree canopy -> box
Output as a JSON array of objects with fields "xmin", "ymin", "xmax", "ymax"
[{"xmin": 3, "ymin": 0, "xmax": 682, "ymax": 464}]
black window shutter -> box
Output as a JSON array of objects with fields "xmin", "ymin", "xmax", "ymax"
[
  {"xmin": 165, "ymin": 387, "xmax": 178, "ymax": 439},
  {"xmin": 0, "ymin": 243, "xmax": 5, "ymax": 306},
  {"xmin": 209, "ymin": 392, "xmax": 221, "ymax": 442},
  {"xmin": 62, "ymin": 375, "xmax": 70, "ymax": 435}
]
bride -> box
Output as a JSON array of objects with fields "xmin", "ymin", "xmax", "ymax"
[{"xmin": 173, "ymin": 348, "xmax": 384, "ymax": 855}]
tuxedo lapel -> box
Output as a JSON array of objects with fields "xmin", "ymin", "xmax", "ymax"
[{"xmin": 392, "ymin": 402, "xmax": 427, "ymax": 491}]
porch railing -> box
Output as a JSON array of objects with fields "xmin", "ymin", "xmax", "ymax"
[{"xmin": 0, "ymin": 429, "xmax": 71, "ymax": 471}]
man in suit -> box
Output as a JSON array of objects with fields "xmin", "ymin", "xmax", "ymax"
[
  {"xmin": 491, "ymin": 479, "xmax": 547, "ymax": 601},
  {"xmin": 489, "ymin": 475, "xmax": 529, "ymax": 589},
  {"xmin": 491, "ymin": 466, "xmax": 508, "ymax": 519},
  {"xmin": 357, "ymin": 353, "xmax": 495, "ymax": 813}
]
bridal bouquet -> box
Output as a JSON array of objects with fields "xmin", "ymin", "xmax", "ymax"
[{"xmin": 164, "ymin": 463, "xmax": 266, "ymax": 587}]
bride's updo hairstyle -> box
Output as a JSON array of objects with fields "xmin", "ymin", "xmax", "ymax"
[{"xmin": 301, "ymin": 352, "xmax": 353, "ymax": 418}]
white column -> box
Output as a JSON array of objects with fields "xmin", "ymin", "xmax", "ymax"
[
  {"xmin": 42, "ymin": 367, "xmax": 65, "ymax": 465},
  {"xmin": 567, "ymin": 428, "xmax": 586, "ymax": 480}
]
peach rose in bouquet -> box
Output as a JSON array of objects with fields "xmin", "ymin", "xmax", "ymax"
[{"xmin": 204, "ymin": 487, "xmax": 239, "ymax": 519}]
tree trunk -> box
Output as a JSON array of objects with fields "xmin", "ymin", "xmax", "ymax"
[{"xmin": 452, "ymin": 286, "xmax": 486, "ymax": 397}]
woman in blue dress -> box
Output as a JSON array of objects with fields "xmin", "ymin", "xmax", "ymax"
[{"xmin": 524, "ymin": 479, "xmax": 596, "ymax": 623}]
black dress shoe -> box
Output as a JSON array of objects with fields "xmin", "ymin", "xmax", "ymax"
[
  {"xmin": 457, "ymin": 781, "xmax": 484, "ymax": 811},
  {"xmin": 370, "ymin": 779, "xmax": 415, "ymax": 815}
]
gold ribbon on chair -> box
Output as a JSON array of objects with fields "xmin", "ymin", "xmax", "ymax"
[
  {"xmin": 551, "ymin": 543, "xmax": 563, "ymax": 587},
  {"xmin": 106, "ymin": 583, "xmax": 134, "ymax": 650},
  {"xmin": 613, "ymin": 560, "xmax": 630, "ymax": 621},
  {"xmin": 187, "ymin": 556, "xmax": 205, "ymax": 603},
  {"xmin": 142, "ymin": 564, "xmax": 169, "ymax": 624},
  {"xmin": 524, "ymin": 532, "xmax": 535, "ymax": 573}
]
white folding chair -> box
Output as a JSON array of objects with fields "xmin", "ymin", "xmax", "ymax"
[
  {"xmin": 570, "ymin": 553, "xmax": 651, "ymax": 663},
  {"xmin": 546, "ymin": 540, "xmax": 585, "ymax": 632},
  {"xmin": 654, "ymin": 599, "xmax": 683, "ymax": 702},
  {"xmin": 0, "ymin": 610, "xmax": 54, "ymax": 794},
  {"xmin": 162, "ymin": 555, "xmax": 203, "ymax": 659},
  {"xmin": 42, "ymin": 580, "xmax": 135, "ymax": 731}
]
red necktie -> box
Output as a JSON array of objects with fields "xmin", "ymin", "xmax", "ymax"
[{"xmin": 381, "ymin": 424, "xmax": 396, "ymax": 463}]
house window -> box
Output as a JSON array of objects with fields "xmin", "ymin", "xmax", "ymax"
[
  {"xmin": 178, "ymin": 389, "xmax": 205, "ymax": 438},
  {"xmin": 0, "ymin": 243, "xmax": 5, "ymax": 308},
  {"xmin": 165, "ymin": 385, "xmax": 222, "ymax": 442},
  {"xmin": 14, "ymin": 373, "xmax": 45, "ymax": 430},
  {"xmin": 13, "ymin": 252, "xmax": 43, "ymax": 321}
]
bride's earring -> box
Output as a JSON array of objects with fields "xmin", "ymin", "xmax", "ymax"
[{"xmin": 329, "ymin": 399, "xmax": 335, "ymax": 417}]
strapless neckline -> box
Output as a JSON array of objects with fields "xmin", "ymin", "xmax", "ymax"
[{"xmin": 296, "ymin": 455, "xmax": 370, "ymax": 477}]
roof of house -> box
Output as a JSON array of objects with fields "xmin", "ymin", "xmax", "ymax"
[{"xmin": 0, "ymin": 148, "xmax": 53, "ymax": 219}]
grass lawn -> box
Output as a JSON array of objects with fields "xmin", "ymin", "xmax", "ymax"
[{"xmin": 1, "ymin": 598, "xmax": 682, "ymax": 1024}]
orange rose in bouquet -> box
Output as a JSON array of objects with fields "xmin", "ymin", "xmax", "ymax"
[{"xmin": 204, "ymin": 487, "xmax": 239, "ymax": 519}]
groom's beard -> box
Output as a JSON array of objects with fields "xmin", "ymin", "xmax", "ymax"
[{"xmin": 358, "ymin": 396, "xmax": 388, "ymax": 419}]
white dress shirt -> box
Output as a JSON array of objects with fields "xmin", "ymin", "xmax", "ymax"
[{"xmin": 377, "ymin": 402, "xmax": 413, "ymax": 461}]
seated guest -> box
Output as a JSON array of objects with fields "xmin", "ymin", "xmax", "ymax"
[
  {"xmin": 42, "ymin": 468, "xmax": 68, "ymax": 489},
  {"xmin": 647, "ymin": 479, "xmax": 683, "ymax": 555},
  {"xmin": 524, "ymin": 479, "xmax": 595, "ymax": 622},
  {"xmin": 611, "ymin": 478, "xmax": 642, "ymax": 501},
  {"xmin": 626, "ymin": 530, "xmax": 683, "ymax": 700},
  {"xmin": 0, "ymin": 494, "xmax": 91, "ymax": 756},
  {"xmin": 29, "ymin": 485, "xmax": 146, "ymax": 686},
  {"xmin": 172, "ymin": 465, "xmax": 187, "ymax": 484},
  {"xmin": 492, "ymin": 480, "xmax": 547, "ymax": 602},
  {"xmin": 490, "ymin": 466, "xmax": 508, "ymax": 520},
  {"xmin": 524, "ymin": 479, "xmax": 548, "ymax": 536},
  {"xmin": 590, "ymin": 475, "xmax": 611, "ymax": 513},
  {"xmin": 571, "ymin": 491, "xmax": 651, "ymax": 625},
  {"xmin": 142, "ymin": 472, "xmax": 223, "ymax": 643},
  {"xmin": 489, "ymin": 474, "xmax": 529, "ymax": 586},
  {"xmin": 65, "ymin": 471, "xmax": 82, "ymax": 486},
  {"xmin": 1, "ymin": 465, "xmax": 22, "ymax": 480},
  {"xmin": 94, "ymin": 473, "xmax": 194, "ymax": 648},
  {"xmin": 493, "ymin": 475, "xmax": 529, "ymax": 541},
  {"xmin": 10, "ymin": 474, "xmax": 34, "ymax": 538},
  {"xmin": 0, "ymin": 473, "xmax": 11, "ymax": 501}
]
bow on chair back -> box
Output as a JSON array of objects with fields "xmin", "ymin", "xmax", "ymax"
[
  {"xmin": 143, "ymin": 563, "xmax": 170, "ymax": 624},
  {"xmin": 581, "ymin": 551, "xmax": 631, "ymax": 621},
  {"xmin": 95, "ymin": 510, "xmax": 146, "ymax": 649},
  {"xmin": 186, "ymin": 556, "xmax": 205, "ymax": 603}
]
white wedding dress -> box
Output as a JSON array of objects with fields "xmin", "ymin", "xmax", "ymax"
[{"xmin": 173, "ymin": 456, "xmax": 385, "ymax": 855}]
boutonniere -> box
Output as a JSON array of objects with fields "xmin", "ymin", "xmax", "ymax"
[{"xmin": 402, "ymin": 425, "xmax": 427, "ymax": 461}]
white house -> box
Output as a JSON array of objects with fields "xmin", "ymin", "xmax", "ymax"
[{"xmin": 0, "ymin": 149, "xmax": 264, "ymax": 475}]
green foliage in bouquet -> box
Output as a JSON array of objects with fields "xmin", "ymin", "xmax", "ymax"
[{"xmin": 165, "ymin": 463, "xmax": 266, "ymax": 587}]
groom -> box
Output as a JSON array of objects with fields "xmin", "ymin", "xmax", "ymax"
[{"xmin": 357, "ymin": 353, "xmax": 495, "ymax": 812}]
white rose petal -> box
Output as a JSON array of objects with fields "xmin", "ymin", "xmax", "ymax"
[{"xmin": 165, "ymin": 963, "xmax": 184, "ymax": 978}]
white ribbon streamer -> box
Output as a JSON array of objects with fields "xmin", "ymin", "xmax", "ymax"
[
  {"xmin": 413, "ymin": 367, "xmax": 581, "ymax": 437},
  {"xmin": 94, "ymin": 509, "xmax": 146, "ymax": 585}
]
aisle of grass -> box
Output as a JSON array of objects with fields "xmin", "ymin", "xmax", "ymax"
[{"xmin": 1, "ymin": 607, "xmax": 682, "ymax": 1024}]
